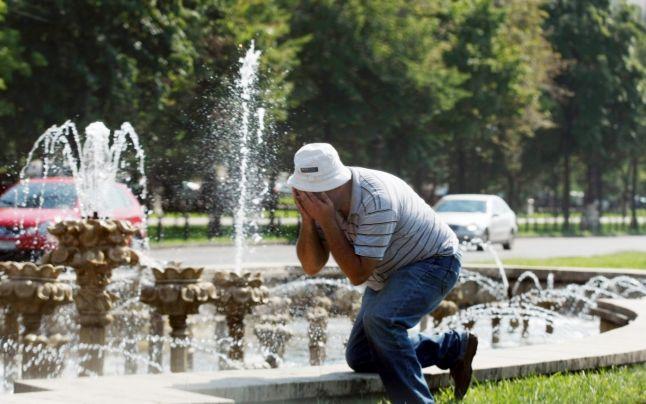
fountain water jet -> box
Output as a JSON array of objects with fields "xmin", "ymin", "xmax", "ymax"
[
  {"xmin": 229, "ymin": 42, "xmax": 269, "ymax": 274},
  {"xmin": 20, "ymin": 121, "xmax": 146, "ymax": 218}
]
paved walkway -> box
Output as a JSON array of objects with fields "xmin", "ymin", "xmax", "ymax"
[{"xmin": 147, "ymin": 235, "xmax": 646, "ymax": 268}]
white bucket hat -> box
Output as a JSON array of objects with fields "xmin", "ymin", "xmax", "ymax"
[{"xmin": 287, "ymin": 143, "xmax": 351, "ymax": 192}]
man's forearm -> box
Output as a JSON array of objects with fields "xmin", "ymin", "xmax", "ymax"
[
  {"xmin": 296, "ymin": 219, "xmax": 328, "ymax": 275},
  {"xmin": 319, "ymin": 218, "xmax": 372, "ymax": 285}
]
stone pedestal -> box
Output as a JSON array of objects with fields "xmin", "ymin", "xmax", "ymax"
[
  {"xmin": 76, "ymin": 295, "xmax": 112, "ymax": 376},
  {"xmin": 212, "ymin": 272, "xmax": 269, "ymax": 363},
  {"xmin": 307, "ymin": 297, "xmax": 331, "ymax": 366},
  {"xmin": 140, "ymin": 265, "xmax": 216, "ymax": 373},
  {"xmin": 21, "ymin": 334, "xmax": 68, "ymax": 379},
  {"xmin": 2, "ymin": 308, "xmax": 19, "ymax": 384},
  {"xmin": 254, "ymin": 297, "xmax": 293, "ymax": 368},
  {"xmin": 0, "ymin": 262, "xmax": 73, "ymax": 379},
  {"xmin": 254, "ymin": 318, "xmax": 292, "ymax": 368},
  {"xmin": 169, "ymin": 315, "xmax": 189, "ymax": 373},
  {"xmin": 43, "ymin": 219, "xmax": 139, "ymax": 376},
  {"xmin": 420, "ymin": 300, "xmax": 459, "ymax": 330},
  {"xmin": 148, "ymin": 310, "xmax": 164, "ymax": 374}
]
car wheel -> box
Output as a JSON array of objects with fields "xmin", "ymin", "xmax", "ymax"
[
  {"xmin": 502, "ymin": 231, "xmax": 514, "ymax": 250},
  {"xmin": 476, "ymin": 229, "xmax": 489, "ymax": 251}
]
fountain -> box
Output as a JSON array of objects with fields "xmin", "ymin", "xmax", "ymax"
[
  {"xmin": 307, "ymin": 296, "xmax": 331, "ymax": 366},
  {"xmin": 0, "ymin": 262, "xmax": 72, "ymax": 379},
  {"xmin": 20, "ymin": 121, "xmax": 146, "ymax": 218},
  {"xmin": 140, "ymin": 264, "xmax": 217, "ymax": 372},
  {"xmin": 2, "ymin": 43, "xmax": 646, "ymax": 401},
  {"xmin": 253, "ymin": 296, "xmax": 293, "ymax": 368},
  {"xmin": 212, "ymin": 271, "xmax": 269, "ymax": 363},
  {"xmin": 512, "ymin": 271, "xmax": 543, "ymax": 296},
  {"xmin": 227, "ymin": 41, "xmax": 269, "ymax": 273},
  {"xmin": 4, "ymin": 119, "xmax": 148, "ymax": 377},
  {"xmin": 42, "ymin": 219, "xmax": 139, "ymax": 376},
  {"xmin": 420, "ymin": 300, "xmax": 459, "ymax": 331}
]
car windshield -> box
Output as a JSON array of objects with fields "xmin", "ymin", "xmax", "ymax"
[
  {"xmin": 436, "ymin": 199, "xmax": 487, "ymax": 213},
  {"xmin": 0, "ymin": 182, "xmax": 77, "ymax": 209}
]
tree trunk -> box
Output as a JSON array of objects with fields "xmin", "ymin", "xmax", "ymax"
[
  {"xmin": 456, "ymin": 140, "xmax": 466, "ymax": 193},
  {"xmin": 630, "ymin": 155, "xmax": 639, "ymax": 230},
  {"xmin": 582, "ymin": 161, "xmax": 601, "ymax": 232},
  {"xmin": 551, "ymin": 172, "xmax": 560, "ymax": 216},
  {"xmin": 621, "ymin": 162, "xmax": 630, "ymax": 218},
  {"xmin": 562, "ymin": 148, "xmax": 571, "ymax": 232},
  {"xmin": 507, "ymin": 172, "xmax": 517, "ymax": 211},
  {"xmin": 596, "ymin": 165, "xmax": 603, "ymax": 218}
]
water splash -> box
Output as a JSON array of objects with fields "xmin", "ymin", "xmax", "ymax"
[
  {"xmin": 460, "ymin": 238, "xmax": 510, "ymax": 297},
  {"xmin": 511, "ymin": 271, "xmax": 543, "ymax": 296},
  {"xmin": 230, "ymin": 42, "xmax": 269, "ymax": 273},
  {"xmin": 20, "ymin": 120, "xmax": 147, "ymax": 218}
]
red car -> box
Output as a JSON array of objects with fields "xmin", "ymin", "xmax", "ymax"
[{"xmin": 0, "ymin": 177, "xmax": 146, "ymax": 260}]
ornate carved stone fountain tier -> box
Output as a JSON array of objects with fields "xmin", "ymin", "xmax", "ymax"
[
  {"xmin": 42, "ymin": 218, "xmax": 139, "ymax": 376},
  {"xmin": 0, "ymin": 262, "xmax": 73, "ymax": 378},
  {"xmin": 140, "ymin": 265, "xmax": 217, "ymax": 372},
  {"xmin": 212, "ymin": 271, "xmax": 269, "ymax": 362},
  {"xmin": 254, "ymin": 296, "xmax": 293, "ymax": 368},
  {"xmin": 307, "ymin": 296, "xmax": 331, "ymax": 366},
  {"xmin": 0, "ymin": 262, "xmax": 73, "ymax": 320}
]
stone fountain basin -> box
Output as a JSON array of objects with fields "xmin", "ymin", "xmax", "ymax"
[
  {"xmin": 8, "ymin": 264, "xmax": 646, "ymax": 403},
  {"xmin": 9, "ymin": 297, "xmax": 646, "ymax": 403}
]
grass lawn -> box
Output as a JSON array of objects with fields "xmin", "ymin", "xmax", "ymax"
[
  {"xmin": 518, "ymin": 223, "xmax": 644, "ymax": 237},
  {"xmin": 492, "ymin": 251, "xmax": 646, "ymax": 269},
  {"xmin": 433, "ymin": 364, "xmax": 646, "ymax": 404},
  {"xmin": 148, "ymin": 224, "xmax": 298, "ymax": 246}
]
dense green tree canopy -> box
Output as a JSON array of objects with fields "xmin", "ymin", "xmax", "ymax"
[{"xmin": 0, "ymin": 0, "xmax": 643, "ymax": 219}]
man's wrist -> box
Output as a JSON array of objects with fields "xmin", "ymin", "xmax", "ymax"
[
  {"xmin": 301, "ymin": 217, "xmax": 316, "ymax": 228},
  {"xmin": 318, "ymin": 214, "xmax": 338, "ymax": 233}
]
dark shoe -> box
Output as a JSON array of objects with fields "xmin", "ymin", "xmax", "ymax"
[{"xmin": 450, "ymin": 333, "xmax": 478, "ymax": 400}]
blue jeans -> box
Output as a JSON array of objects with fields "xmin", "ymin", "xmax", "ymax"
[{"xmin": 345, "ymin": 254, "xmax": 467, "ymax": 404}]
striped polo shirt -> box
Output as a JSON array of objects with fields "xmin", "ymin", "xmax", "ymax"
[{"xmin": 337, "ymin": 167, "xmax": 459, "ymax": 291}]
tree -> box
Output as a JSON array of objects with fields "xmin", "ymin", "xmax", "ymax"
[
  {"xmin": 286, "ymin": 0, "xmax": 463, "ymax": 196},
  {"xmin": 0, "ymin": 1, "xmax": 199, "ymax": 187},
  {"xmin": 0, "ymin": 0, "xmax": 32, "ymax": 181},
  {"xmin": 544, "ymin": 0, "xmax": 645, "ymax": 231},
  {"xmin": 438, "ymin": 0, "xmax": 557, "ymax": 208}
]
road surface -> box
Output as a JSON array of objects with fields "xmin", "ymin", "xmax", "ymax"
[{"xmin": 147, "ymin": 235, "xmax": 646, "ymax": 268}]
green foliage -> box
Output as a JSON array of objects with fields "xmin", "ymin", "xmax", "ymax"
[
  {"xmin": 541, "ymin": 0, "xmax": 645, "ymax": 219},
  {"xmin": 0, "ymin": 0, "xmax": 643, "ymax": 216},
  {"xmin": 0, "ymin": 0, "xmax": 30, "ymax": 117}
]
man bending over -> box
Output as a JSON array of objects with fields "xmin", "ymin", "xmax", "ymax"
[{"xmin": 288, "ymin": 143, "xmax": 478, "ymax": 403}]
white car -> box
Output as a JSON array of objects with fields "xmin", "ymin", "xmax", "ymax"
[{"xmin": 434, "ymin": 194, "xmax": 518, "ymax": 250}]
